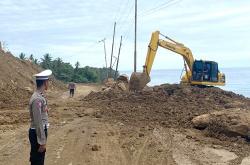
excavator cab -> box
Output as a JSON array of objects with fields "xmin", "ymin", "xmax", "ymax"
[{"xmin": 191, "ymin": 60, "xmax": 225, "ymax": 85}]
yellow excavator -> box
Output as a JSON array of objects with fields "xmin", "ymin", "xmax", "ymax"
[{"xmin": 129, "ymin": 31, "xmax": 225, "ymax": 91}]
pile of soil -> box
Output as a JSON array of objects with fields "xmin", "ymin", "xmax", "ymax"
[
  {"xmin": 102, "ymin": 76, "xmax": 129, "ymax": 92},
  {"xmin": 83, "ymin": 84, "xmax": 250, "ymax": 136},
  {"xmin": 0, "ymin": 50, "xmax": 64, "ymax": 109}
]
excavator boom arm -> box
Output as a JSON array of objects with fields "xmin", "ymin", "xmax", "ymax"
[
  {"xmin": 158, "ymin": 39, "xmax": 194, "ymax": 71},
  {"xmin": 144, "ymin": 31, "xmax": 159, "ymax": 75},
  {"xmin": 144, "ymin": 31, "xmax": 195, "ymax": 76}
]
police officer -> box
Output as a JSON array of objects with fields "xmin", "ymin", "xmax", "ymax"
[{"xmin": 29, "ymin": 69, "xmax": 52, "ymax": 165}]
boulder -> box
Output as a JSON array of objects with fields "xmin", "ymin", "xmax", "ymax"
[
  {"xmin": 142, "ymin": 86, "xmax": 153, "ymax": 92},
  {"xmin": 117, "ymin": 74, "xmax": 129, "ymax": 83},
  {"xmin": 104, "ymin": 78, "xmax": 115, "ymax": 87},
  {"xmin": 192, "ymin": 108, "xmax": 250, "ymax": 138},
  {"xmin": 192, "ymin": 114, "xmax": 211, "ymax": 129},
  {"xmin": 117, "ymin": 82, "xmax": 127, "ymax": 91},
  {"xmin": 103, "ymin": 87, "xmax": 112, "ymax": 92}
]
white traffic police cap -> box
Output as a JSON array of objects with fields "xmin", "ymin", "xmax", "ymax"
[{"xmin": 34, "ymin": 69, "xmax": 52, "ymax": 80}]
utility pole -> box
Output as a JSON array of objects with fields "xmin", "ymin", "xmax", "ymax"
[
  {"xmin": 112, "ymin": 56, "xmax": 118, "ymax": 68},
  {"xmin": 109, "ymin": 22, "xmax": 116, "ymax": 78},
  {"xmin": 98, "ymin": 38, "xmax": 108, "ymax": 79},
  {"xmin": 115, "ymin": 36, "xmax": 123, "ymax": 79},
  {"xmin": 134, "ymin": 0, "xmax": 137, "ymax": 72}
]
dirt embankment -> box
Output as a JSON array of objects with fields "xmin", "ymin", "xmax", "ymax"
[
  {"xmin": 81, "ymin": 84, "xmax": 250, "ymax": 163},
  {"xmin": 83, "ymin": 84, "xmax": 250, "ymax": 129},
  {"xmin": 0, "ymin": 50, "xmax": 65, "ymax": 109},
  {"xmin": 79, "ymin": 84, "xmax": 250, "ymax": 164}
]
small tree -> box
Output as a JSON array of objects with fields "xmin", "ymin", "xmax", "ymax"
[
  {"xmin": 34, "ymin": 59, "xmax": 38, "ymax": 64},
  {"xmin": 75, "ymin": 61, "xmax": 80, "ymax": 71},
  {"xmin": 19, "ymin": 53, "xmax": 26, "ymax": 60},
  {"xmin": 29, "ymin": 54, "xmax": 34, "ymax": 61}
]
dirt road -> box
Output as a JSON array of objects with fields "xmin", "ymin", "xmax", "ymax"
[{"xmin": 0, "ymin": 84, "xmax": 250, "ymax": 165}]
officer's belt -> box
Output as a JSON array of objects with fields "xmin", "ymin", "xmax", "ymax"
[{"xmin": 30, "ymin": 124, "xmax": 49, "ymax": 130}]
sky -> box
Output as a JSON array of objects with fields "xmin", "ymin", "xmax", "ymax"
[{"xmin": 0, "ymin": 0, "xmax": 250, "ymax": 71}]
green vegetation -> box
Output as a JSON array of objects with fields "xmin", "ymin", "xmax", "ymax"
[
  {"xmin": 19, "ymin": 53, "xmax": 26, "ymax": 60},
  {"xmin": 18, "ymin": 53, "xmax": 118, "ymax": 83}
]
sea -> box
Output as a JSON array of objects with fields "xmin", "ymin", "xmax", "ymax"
[{"xmin": 120, "ymin": 68, "xmax": 250, "ymax": 98}]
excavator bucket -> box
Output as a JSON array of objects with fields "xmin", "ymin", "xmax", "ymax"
[{"xmin": 129, "ymin": 72, "xmax": 150, "ymax": 91}]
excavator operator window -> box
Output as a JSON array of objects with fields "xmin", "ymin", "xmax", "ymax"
[
  {"xmin": 192, "ymin": 60, "xmax": 203, "ymax": 81},
  {"xmin": 203, "ymin": 62, "xmax": 211, "ymax": 81},
  {"xmin": 192, "ymin": 60, "xmax": 219, "ymax": 82},
  {"xmin": 210, "ymin": 62, "xmax": 218, "ymax": 82}
]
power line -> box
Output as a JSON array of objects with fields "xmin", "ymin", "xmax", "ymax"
[
  {"xmin": 116, "ymin": 0, "xmax": 132, "ymax": 23},
  {"xmin": 106, "ymin": 0, "xmax": 182, "ymax": 63},
  {"xmin": 139, "ymin": 0, "xmax": 182, "ymax": 17},
  {"xmin": 119, "ymin": 6, "xmax": 135, "ymax": 40},
  {"xmin": 122, "ymin": 0, "xmax": 182, "ymax": 41},
  {"xmin": 112, "ymin": 0, "xmax": 125, "ymax": 21},
  {"xmin": 123, "ymin": 20, "xmax": 134, "ymax": 41},
  {"xmin": 97, "ymin": 1, "xmax": 133, "ymax": 72},
  {"xmin": 139, "ymin": 0, "xmax": 174, "ymax": 16},
  {"xmin": 116, "ymin": 1, "xmax": 135, "ymax": 34},
  {"xmin": 103, "ymin": 0, "xmax": 134, "ymax": 45},
  {"xmin": 100, "ymin": 0, "xmax": 129, "ymax": 46},
  {"xmin": 139, "ymin": 0, "xmax": 166, "ymax": 14}
]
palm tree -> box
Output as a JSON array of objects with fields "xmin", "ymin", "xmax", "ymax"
[
  {"xmin": 19, "ymin": 53, "xmax": 26, "ymax": 60},
  {"xmin": 34, "ymin": 59, "xmax": 38, "ymax": 64},
  {"xmin": 41, "ymin": 53, "xmax": 52, "ymax": 69},
  {"xmin": 29, "ymin": 54, "xmax": 34, "ymax": 61},
  {"xmin": 75, "ymin": 61, "xmax": 80, "ymax": 71}
]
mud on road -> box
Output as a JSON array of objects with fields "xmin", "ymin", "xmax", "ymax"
[{"xmin": 1, "ymin": 84, "xmax": 250, "ymax": 165}]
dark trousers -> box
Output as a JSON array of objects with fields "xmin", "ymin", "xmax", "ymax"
[
  {"xmin": 70, "ymin": 89, "xmax": 75, "ymax": 97},
  {"xmin": 29, "ymin": 128, "xmax": 48, "ymax": 165}
]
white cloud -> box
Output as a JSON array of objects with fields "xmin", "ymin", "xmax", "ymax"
[{"xmin": 0, "ymin": 0, "xmax": 250, "ymax": 70}]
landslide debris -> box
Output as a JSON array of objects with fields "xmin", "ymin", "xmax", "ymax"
[
  {"xmin": 192, "ymin": 108, "xmax": 250, "ymax": 139},
  {"xmin": 102, "ymin": 75, "xmax": 129, "ymax": 92},
  {"xmin": 83, "ymin": 84, "xmax": 250, "ymax": 139},
  {"xmin": 0, "ymin": 50, "xmax": 64, "ymax": 109}
]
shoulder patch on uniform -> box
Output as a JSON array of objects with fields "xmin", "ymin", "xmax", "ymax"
[{"xmin": 36, "ymin": 100, "xmax": 42, "ymax": 108}]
